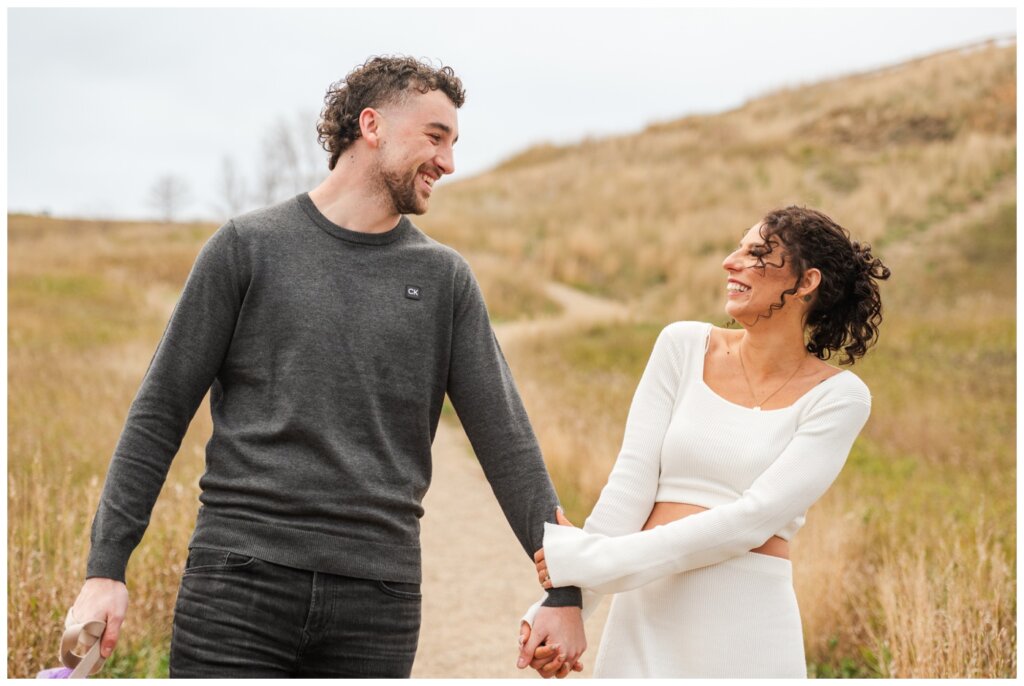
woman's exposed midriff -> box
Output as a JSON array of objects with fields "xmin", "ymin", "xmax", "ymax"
[{"xmin": 642, "ymin": 501, "xmax": 790, "ymax": 559}]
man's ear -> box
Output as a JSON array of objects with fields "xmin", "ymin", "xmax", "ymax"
[{"xmin": 359, "ymin": 107, "xmax": 383, "ymax": 148}]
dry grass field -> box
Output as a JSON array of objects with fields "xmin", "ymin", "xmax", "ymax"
[
  {"xmin": 421, "ymin": 39, "xmax": 1017, "ymax": 678},
  {"xmin": 8, "ymin": 40, "xmax": 1015, "ymax": 677}
]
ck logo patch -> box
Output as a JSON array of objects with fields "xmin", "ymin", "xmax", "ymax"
[{"xmin": 405, "ymin": 285, "xmax": 422, "ymax": 300}]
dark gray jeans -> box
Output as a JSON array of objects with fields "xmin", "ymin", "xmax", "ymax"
[{"xmin": 169, "ymin": 547, "xmax": 421, "ymax": 678}]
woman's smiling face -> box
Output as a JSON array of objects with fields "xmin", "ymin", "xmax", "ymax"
[{"xmin": 721, "ymin": 222, "xmax": 801, "ymax": 324}]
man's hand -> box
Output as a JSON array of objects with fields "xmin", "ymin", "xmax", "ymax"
[
  {"xmin": 71, "ymin": 578, "xmax": 129, "ymax": 659},
  {"xmin": 517, "ymin": 606, "xmax": 585, "ymax": 678},
  {"xmin": 518, "ymin": 620, "xmax": 585, "ymax": 678}
]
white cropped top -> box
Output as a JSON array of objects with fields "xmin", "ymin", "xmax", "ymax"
[{"xmin": 523, "ymin": 321, "xmax": 871, "ymax": 625}]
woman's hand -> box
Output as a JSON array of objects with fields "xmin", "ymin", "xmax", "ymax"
[
  {"xmin": 535, "ymin": 508, "xmax": 576, "ymax": 590},
  {"xmin": 519, "ymin": 619, "xmax": 585, "ymax": 678}
]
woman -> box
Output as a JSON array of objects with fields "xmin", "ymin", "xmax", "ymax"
[{"xmin": 520, "ymin": 206, "xmax": 890, "ymax": 678}]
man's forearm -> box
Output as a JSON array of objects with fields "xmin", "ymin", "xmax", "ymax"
[{"xmin": 445, "ymin": 263, "xmax": 582, "ymax": 607}]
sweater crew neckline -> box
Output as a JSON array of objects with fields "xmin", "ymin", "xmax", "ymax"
[{"xmin": 296, "ymin": 192, "xmax": 411, "ymax": 246}]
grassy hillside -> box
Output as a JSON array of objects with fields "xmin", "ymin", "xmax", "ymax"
[
  {"xmin": 419, "ymin": 39, "xmax": 1016, "ymax": 678},
  {"xmin": 8, "ymin": 40, "xmax": 1015, "ymax": 677},
  {"xmin": 420, "ymin": 40, "xmax": 1015, "ymax": 318}
]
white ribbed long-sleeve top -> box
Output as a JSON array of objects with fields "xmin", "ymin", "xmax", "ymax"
[{"xmin": 523, "ymin": 321, "xmax": 871, "ymax": 625}]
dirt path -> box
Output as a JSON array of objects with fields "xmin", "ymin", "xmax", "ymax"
[
  {"xmin": 882, "ymin": 176, "xmax": 1016, "ymax": 263},
  {"xmin": 496, "ymin": 281, "xmax": 632, "ymax": 346},
  {"xmin": 412, "ymin": 282, "xmax": 630, "ymax": 678}
]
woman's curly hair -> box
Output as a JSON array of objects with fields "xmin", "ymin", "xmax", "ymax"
[
  {"xmin": 316, "ymin": 55, "xmax": 466, "ymax": 170},
  {"xmin": 749, "ymin": 206, "xmax": 891, "ymax": 365}
]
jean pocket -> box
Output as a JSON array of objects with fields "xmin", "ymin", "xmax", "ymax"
[
  {"xmin": 183, "ymin": 547, "xmax": 258, "ymax": 575},
  {"xmin": 376, "ymin": 580, "xmax": 422, "ymax": 601}
]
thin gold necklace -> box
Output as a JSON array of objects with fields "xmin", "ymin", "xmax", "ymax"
[{"xmin": 736, "ymin": 341, "xmax": 808, "ymax": 411}]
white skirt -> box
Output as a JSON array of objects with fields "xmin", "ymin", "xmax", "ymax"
[{"xmin": 593, "ymin": 552, "xmax": 806, "ymax": 678}]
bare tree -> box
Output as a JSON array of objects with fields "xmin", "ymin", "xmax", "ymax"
[
  {"xmin": 216, "ymin": 155, "xmax": 249, "ymax": 220},
  {"xmin": 212, "ymin": 111, "xmax": 327, "ymax": 213},
  {"xmin": 148, "ymin": 174, "xmax": 190, "ymax": 223},
  {"xmin": 256, "ymin": 134, "xmax": 284, "ymax": 206},
  {"xmin": 254, "ymin": 112, "xmax": 327, "ymax": 206},
  {"xmin": 295, "ymin": 109, "xmax": 326, "ymax": 191},
  {"xmin": 272, "ymin": 117, "xmax": 302, "ymax": 193}
]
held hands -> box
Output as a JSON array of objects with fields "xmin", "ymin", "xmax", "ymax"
[
  {"xmin": 71, "ymin": 578, "xmax": 129, "ymax": 659},
  {"xmin": 515, "ymin": 508, "xmax": 584, "ymax": 678},
  {"xmin": 535, "ymin": 508, "xmax": 577, "ymax": 590},
  {"xmin": 518, "ymin": 609, "xmax": 586, "ymax": 678}
]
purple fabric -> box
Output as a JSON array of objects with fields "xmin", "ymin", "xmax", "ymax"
[{"xmin": 36, "ymin": 666, "xmax": 73, "ymax": 679}]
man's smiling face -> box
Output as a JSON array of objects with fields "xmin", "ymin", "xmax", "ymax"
[{"xmin": 373, "ymin": 88, "xmax": 459, "ymax": 215}]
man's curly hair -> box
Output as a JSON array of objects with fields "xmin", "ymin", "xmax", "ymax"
[{"xmin": 316, "ymin": 56, "xmax": 466, "ymax": 170}]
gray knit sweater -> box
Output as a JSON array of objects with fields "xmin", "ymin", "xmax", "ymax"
[{"xmin": 87, "ymin": 193, "xmax": 581, "ymax": 607}]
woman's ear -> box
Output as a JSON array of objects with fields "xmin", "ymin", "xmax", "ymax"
[{"xmin": 799, "ymin": 268, "xmax": 822, "ymax": 300}]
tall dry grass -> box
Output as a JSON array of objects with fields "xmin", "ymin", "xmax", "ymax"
[
  {"xmin": 794, "ymin": 491, "xmax": 1016, "ymax": 678},
  {"xmin": 8, "ymin": 217, "xmax": 216, "ymax": 677}
]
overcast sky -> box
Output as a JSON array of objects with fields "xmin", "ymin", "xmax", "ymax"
[{"xmin": 7, "ymin": 7, "xmax": 1016, "ymax": 220}]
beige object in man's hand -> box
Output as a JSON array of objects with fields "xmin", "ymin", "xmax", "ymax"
[{"xmin": 60, "ymin": 607, "xmax": 106, "ymax": 677}]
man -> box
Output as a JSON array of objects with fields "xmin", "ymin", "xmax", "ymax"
[{"xmin": 71, "ymin": 56, "xmax": 585, "ymax": 678}]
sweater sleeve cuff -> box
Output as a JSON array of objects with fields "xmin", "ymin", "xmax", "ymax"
[
  {"xmin": 541, "ymin": 586, "xmax": 582, "ymax": 607},
  {"xmin": 85, "ymin": 542, "xmax": 131, "ymax": 584}
]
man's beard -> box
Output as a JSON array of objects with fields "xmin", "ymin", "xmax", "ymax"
[{"xmin": 375, "ymin": 162, "xmax": 427, "ymax": 216}]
